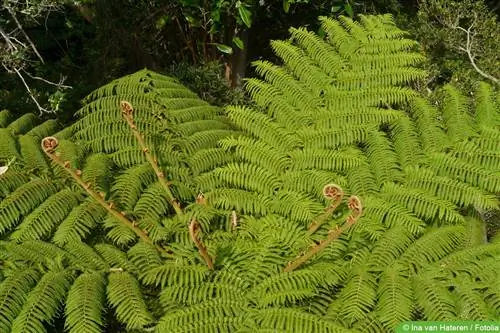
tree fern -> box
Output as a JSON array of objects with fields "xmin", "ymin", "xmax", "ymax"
[{"xmin": 0, "ymin": 14, "xmax": 499, "ymax": 333}]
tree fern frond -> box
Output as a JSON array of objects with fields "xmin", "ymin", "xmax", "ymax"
[
  {"xmin": 6, "ymin": 113, "xmax": 38, "ymax": 135},
  {"xmin": 390, "ymin": 114, "xmax": 425, "ymax": 168},
  {"xmin": 156, "ymin": 298, "xmax": 247, "ymax": 333},
  {"xmin": 0, "ymin": 268, "xmax": 41, "ymax": 333},
  {"xmin": 381, "ymin": 182, "xmax": 464, "ymax": 224},
  {"xmin": 226, "ymin": 105, "xmax": 301, "ymax": 151},
  {"xmin": 454, "ymin": 283, "xmax": 493, "ymax": 320},
  {"xmin": 65, "ymin": 272, "xmax": 106, "ymax": 333},
  {"xmin": 412, "ymin": 274, "xmax": 456, "ymax": 321},
  {"xmin": 0, "ymin": 110, "xmax": 11, "ymax": 128},
  {"xmin": 369, "ymin": 227, "xmax": 414, "ymax": 271},
  {"xmin": 104, "ymin": 216, "xmax": 137, "ymax": 246},
  {"xmin": 107, "ymin": 271, "xmax": 153, "ymax": 330},
  {"xmin": 474, "ymin": 82, "xmax": 499, "ymax": 130},
  {"xmin": 429, "ymin": 153, "xmax": 500, "ymax": 193},
  {"xmin": 398, "ymin": 226, "xmax": 466, "ymax": 271},
  {"xmin": 252, "ymin": 308, "xmax": 355, "ymax": 333},
  {"xmin": 364, "ymin": 130, "xmax": 403, "ymax": 186},
  {"xmin": 362, "ymin": 196, "xmax": 426, "ymax": 234},
  {"xmin": 288, "ymin": 148, "xmax": 362, "ymax": 172},
  {"xmin": 81, "ymin": 153, "xmax": 113, "ymax": 194},
  {"xmin": 141, "ymin": 261, "xmax": 209, "ymax": 288},
  {"xmin": 11, "ymin": 269, "xmax": 73, "ymax": 333},
  {"xmin": 53, "ymin": 199, "xmax": 107, "ymax": 246},
  {"xmin": 409, "ymin": 97, "xmax": 447, "ymax": 153},
  {"xmin": 10, "ymin": 188, "xmax": 80, "ymax": 242},
  {"xmin": 375, "ymin": 263, "xmax": 414, "ymax": 329},
  {"xmin": 95, "ymin": 243, "xmax": 138, "ymax": 273},
  {"xmin": 0, "ymin": 180, "xmax": 58, "ymax": 235},
  {"xmin": 440, "ymin": 85, "xmax": 475, "ymax": 142},
  {"xmin": 18, "ymin": 134, "xmax": 49, "ymax": 171},
  {"xmin": 404, "ymin": 166, "xmax": 498, "ymax": 211},
  {"xmin": 205, "ymin": 188, "xmax": 271, "ymax": 216}
]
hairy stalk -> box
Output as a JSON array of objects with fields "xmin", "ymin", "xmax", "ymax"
[
  {"xmin": 120, "ymin": 101, "xmax": 183, "ymax": 216},
  {"xmin": 285, "ymin": 195, "xmax": 363, "ymax": 273},
  {"xmin": 41, "ymin": 137, "xmax": 173, "ymax": 257},
  {"xmin": 308, "ymin": 184, "xmax": 344, "ymax": 235},
  {"xmin": 189, "ymin": 219, "xmax": 214, "ymax": 270}
]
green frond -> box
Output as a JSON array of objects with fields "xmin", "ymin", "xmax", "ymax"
[
  {"xmin": 18, "ymin": 134, "xmax": 49, "ymax": 171},
  {"xmin": 375, "ymin": 264, "xmax": 414, "ymax": 329},
  {"xmin": 252, "ymin": 269, "xmax": 324, "ymax": 307},
  {"xmin": 412, "ymin": 274, "xmax": 456, "ymax": 321},
  {"xmin": 281, "ymin": 169, "xmax": 347, "ymax": 200},
  {"xmin": 362, "ymin": 196, "xmax": 426, "ymax": 234},
  {"xmin": 335, "ymin": 264, "xmax": 377, "ymax": 325},
  {"xmin": 390, "ymin": 114, "xmax": 425, "ymax": 168},
  {"xmin": 0, "ymin": 128, "xmax": 20, "ymax": 161},
  {"xmin": 94, "ymin": 243, "xmax": 138, "ymax": 273},
  {"xmin": 127, "ymin": 241, "xmax": 162, "ymax": 273},
  {"xmin": 453, "ymin": 140, "xmax": 500, "ymax": 171},
  {"xmin": 312, "ymin": 107, "xmax": 403, "ymax": 130},
  {"xmin": 408, "ymin": 167, "xmax": 498, "ymax": 212},
  {"xmin": 218, "ymin": 136, "xmax": 291, "ymax": 174},
  {"xmin": 106, "ymin": 271, "xmax": 153, "ymax": 330},
  {"xmin": 189, "ymin": 147, "xmax": 235, "ymax": 175},
  {"xmin": 252, "ymin": 308, "xmax": 355, "ymax": 333},
  {"xmin": 369, "ymin": 227, "xmax": 414, "ymax": 270},
  {"xmin": 198, "ymin": 162, "xmax": 280, "ymax": 196},
  {"xmin": 440, "ymin": 84, "xmax": 475, "ymax": 142},
  {"xmin": 381, "ymin": 182, "xmax": 464, "ymax": 224},
  {"xmin": 25, "ymin": 119, "xmax": 59, "ymax": 139},
  {"xmin": 141, "ymin": 261, "xmax": 209, "ymax": 288},
  {"xmin": 347, "ymin": 161, "xmax": 379, "ymax": 196},
  {"xmin": 0, "ymin": 180, "xmax": 58, "ymax": 235},
  {"xmin": 429, "ymin": 153, "xmax": 500, "ymax": 193},
  {"xmin": 6, "ymin": 113, "xmax": 38, "ymax": 135},
  {"xmin": 10, "ymin": 188, "xmax": 80, "ymax": 242},
  {"xmin": 409, "ymin": 97, "xmax": 447, "ymax": 153},
  {"xmin": 52, "ymin": 199, "xmax": 107, "ymax": 246},
  {"xmin": 63, "ymin": 241, "xmax": 109, "ymax": 271},
  {"xmin": 205, "ymin": 188, "xmax": 271, "ymax": 216},
  {"xmin": 473, "ymin": 82, "xmax": 499, "ymax": 130},
  {"xmin": 4, "ymin": 241, "xmax": 70, "ymax": 265},
  {"xmin": 104, "ymin": 216, "xmax": 137, "ymax": 246},
  {"xmin": 298, "ymin": 125, "xmax": 374, "ymax": 149},
  {"xmin": 288, "ymin": 148, "xmax": 362, "ymax": 172},
  {"xmin": 156, "ymin": 298, "xmax": 247, "ymax": 333},
  {"xmin": 65, "ymin": 272, "xmax": 106, "ymax": 333},
  {"xmin": 81, "ymin": 153, "xmax": 113, "ymax": 194},
  {"xmin": 0, "ymin": 110, "xmax": 10, "ymax": 128},
  {"xmin": 0, "ymin": 171, "xmax": 30, "ymax": 199},
  {"xmin": 271, "ymin": 190, "xmax": 324, "ymax": 223},
  {"xmin": 0, "ymin": 268, "xmax": 41, "ymax": 333},
  {"xmin": 226, "ymin": 105, "xmax": 301, "ymax": 151},
  {"xmin": 398, "ymin": 226, "xmax": 466, "ymax": 271},
  {"xmin": 133, "ymin": 181, "xmax": 174, "ymax": 219},
  {"xmin": 454, "ymin": 283, "xmax": 493, "ymax": 320},
  {"xmin": 11, "ymin": 269, "xmax": 73, "ymax": 333},
  {"xmin": 364, "ymin": 130, "xmax": 403, "ymax": 186},
  {"xmin": 111, "ymin": 163, "xmax": 156, "ymax": 211}
]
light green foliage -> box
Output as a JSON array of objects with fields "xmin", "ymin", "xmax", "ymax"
[{"xmin": 0, "ymin": 14, "xmax": 499, "ymax": 333}]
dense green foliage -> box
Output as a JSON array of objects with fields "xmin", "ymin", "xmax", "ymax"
[{"xmin": 0, "ymin": 14, "xmax": 499, "ymax": 333}]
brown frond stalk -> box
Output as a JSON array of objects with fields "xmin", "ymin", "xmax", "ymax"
[
  {"xmin": 284, "ymin": 195, "xmax": 363, "ymax": 273},
  {"xmin": 41, "ymin": 137, "xmax": 172, "ymax": 257},
  {"xmin": 189, "ymin": 219, "xmax": 214, "ymax": 270},
  {"xmin": 120, "ymin": 101, "xmax": 183, "ymax": 216},
  {"xmin": 308, "ymin": 184, "xmax": 344, "ymax": 235},
  {"xmin": 231, "ymin": 210, "xmax": 238, "ymax": 231}
]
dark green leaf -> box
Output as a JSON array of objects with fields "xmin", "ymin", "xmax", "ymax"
[
  {"xmin": 215, "ymin": 43, "xmax": 233, "ymax": 54},
  {"xmin": 233, "ymin": 37, "xmax": 244, "ymax": 50},
  {"xmin": 238, "ymin": 6, "xmax": 252, "ymax": 28}
]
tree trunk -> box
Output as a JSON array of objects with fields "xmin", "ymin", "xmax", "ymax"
[{"xmin": 230, "ymin": 29, "xmax": 249, "ymax": 87}]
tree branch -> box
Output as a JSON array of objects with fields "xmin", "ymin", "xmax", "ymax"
[{"xmin": 6, "ymin": 6, "xmax": 45, "ymax": 63}]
